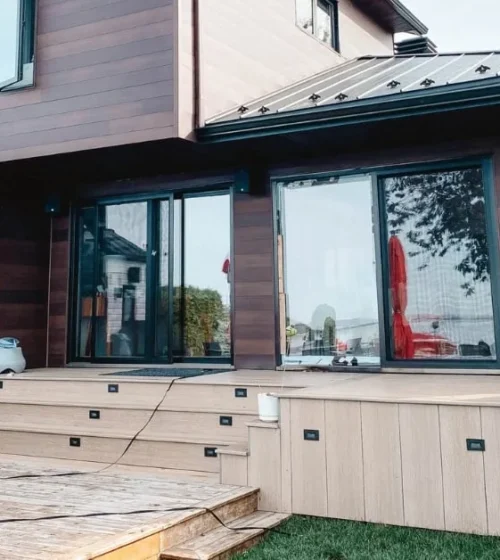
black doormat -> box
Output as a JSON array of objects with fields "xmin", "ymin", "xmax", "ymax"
[{"xmin": 103, "ymin": 368, "xmax": 228, "ymax": 378}]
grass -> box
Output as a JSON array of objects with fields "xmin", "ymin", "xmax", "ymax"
[{"xmin": 233, "ymin": 516, "xmax": 500, "ymax": 560}]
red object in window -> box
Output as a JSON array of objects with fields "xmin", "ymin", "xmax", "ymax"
[
  {"xmin": 222, "ymin": 255, "xmax": 230, "ymax": 274},
  {"xmin": 389, "ymin": 235, "xmax": 415, "ymax": 359},
  {"xmin": 412, "ymin": 332, "xmax": 457, "ymax": 357}
]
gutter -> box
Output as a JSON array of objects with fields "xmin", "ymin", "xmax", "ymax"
[{"xmin": 198, "ymin": 79, "xmax": 500, "ymax": 143}]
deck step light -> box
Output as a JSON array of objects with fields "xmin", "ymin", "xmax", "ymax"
[
  {"xmin": 235, "ymin": 388, "xmax": 247, "ymax": 398},
  {"xmin": 335, "ymin": 92, "xmax": 348, "ymax": 101},
  {"xmin": 304, "ymin": 430, "xmax": 320, "ymax": 441},
  {"xmin": 89, "ymin": 410, "xmax": 100, "ymax": 420},
  {"xmin": 466, "ymin": 438, "xmax": 485, "ymax": 451},
  {"xmin": 108, "ymin": 384, "xmax": 119, "ymax": 393},
  {"xmin": 204, "ymin": 447, "xmax": 217, "ymax": 458},
  {"xmin": 220, "ymin": 416, "xmax": 233, "ymax": 426},
  {"xmin": 69, "ymin": 437, "xmax": 81, "ymax": 447},
  {"xmin": 476, "ymin": 65, "xmax": 491, "ymax": 74},
  {"xmin": 420, "ymin": 78, "xmax": 436, "ymax": 87}
]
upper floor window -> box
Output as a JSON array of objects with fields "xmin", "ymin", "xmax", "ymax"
[
  {"xmin": 0, "ymin": 0, "xmax": 36, "ymax": 92},
  {"xmin": 296, "ymin": 0, "xmax": 339, "ymax": 51}
]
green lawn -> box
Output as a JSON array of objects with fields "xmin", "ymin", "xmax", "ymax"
[{"xmin": 234, "ymin": 516, "xmax": 500, "ymax": 560}]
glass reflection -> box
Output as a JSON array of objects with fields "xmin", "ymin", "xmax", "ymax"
[
  {"xmin": 384, "ymin": 167, "xmax": 496, "ymax": 361},
  {"xmin": 279, "ymin": 174, "xmax": 380, "ymax": 366}
]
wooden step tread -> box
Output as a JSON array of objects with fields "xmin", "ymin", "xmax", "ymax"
[
  {"xmin": 0, "ymin": 423, "xmax": 239, "ymax": 446},
  {"xmin": 161, "ymin": 511, "xmax": 289, "ymax": 560}
]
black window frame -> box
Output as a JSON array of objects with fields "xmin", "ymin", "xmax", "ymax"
[
  {"xmin": 274, "ymin": 156, "xmax": 500, "ymax": 370},
  {"xmin": 0, "ymin": 0, "xmax": 36, "ymax": 92},
  {"xmin": 296, "ymin": 0, "xmax": 340, "ymax": 52}
]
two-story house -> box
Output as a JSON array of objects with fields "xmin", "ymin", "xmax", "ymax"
[{"xmin": 3, "ymin": 0, "xmax": 500, "ymax": 375}]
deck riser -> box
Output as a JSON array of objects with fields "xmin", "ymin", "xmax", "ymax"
[
  {"xmin": 0, "ymin": 379, "xmax": 283, "ymax": 413},
  {"xmin": 0, "ymin": 404, "xmax": 249, "ymax": 442},
  {"xmin": 0, "ymin": 432, "xmax": 225, "ymax": 472}
]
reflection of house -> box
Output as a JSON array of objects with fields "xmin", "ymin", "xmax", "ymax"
[{"xmin": 79, "ymin": 228, "xmax": 147, "ymax": 357}]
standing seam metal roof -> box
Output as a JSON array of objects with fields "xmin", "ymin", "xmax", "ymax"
[{"xmin": 207, "ymin": 53, "xmax": 500, "ymax": 125}]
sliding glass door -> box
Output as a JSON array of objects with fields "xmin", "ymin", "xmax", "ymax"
[{"xmin": 72, "ymin": 190, "xmax": 231, "ymax": 363}]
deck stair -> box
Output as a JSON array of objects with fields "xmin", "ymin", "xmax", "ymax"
[
  {"xmin": 160, "ymin": 509, "xmax": 289, "ymax": 560},
  {"xmin": 0, "ymin": 371, "xmax": 301, "ymax": 475}
]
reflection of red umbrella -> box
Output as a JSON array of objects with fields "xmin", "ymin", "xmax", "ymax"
[{"xmin": 389, "ymin": 236, "xmax": 415, "ymax": 359}]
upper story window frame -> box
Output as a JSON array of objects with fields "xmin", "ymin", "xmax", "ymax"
[
  {"xmin": 296, "ymin": 0, "xmax": 340, "ymax": 53},
  {"xmin": 0, "ymin": 0, "xmax": 36, "ymax": 93}
]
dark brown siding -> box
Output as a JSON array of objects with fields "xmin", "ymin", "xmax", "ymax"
[
  {"xmin": 0, "ymin": 0, "xmax": 175, "ymax": 162},
  {"xmin": 0, "ymin": 199, "xmax": 50, "ymax": 368},
  {"xmin": 47, "ymin": 215, "xmax": 70, "ymax": 367},
  {"xmin": 233, "ymin": 194, "xmax": 278, "ymax": 369}
]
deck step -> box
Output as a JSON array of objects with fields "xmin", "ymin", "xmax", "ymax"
[{"xmin": 161, "ymin": 511, "xmax": 289, "ymax": 560}]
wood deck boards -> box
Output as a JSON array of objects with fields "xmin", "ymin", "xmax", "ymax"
[{"xmin": 0, "ymin": 454, "xmax": 245, "ymax": 560}]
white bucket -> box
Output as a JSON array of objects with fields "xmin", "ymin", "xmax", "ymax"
[{"xmin": 258, "ymin": 393, "xmax": 279, "ymax": 423}]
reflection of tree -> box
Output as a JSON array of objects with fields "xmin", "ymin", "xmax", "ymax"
[
  {"xmin": 160, "ymin": 286, "xmax": 225, "ymax": 356},
  {"xmin": 385, "ymin": 168, "xmax": 489, "ymax": 295}
]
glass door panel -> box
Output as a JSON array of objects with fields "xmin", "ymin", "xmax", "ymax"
[
  {"xmin": 94, "ymin": 202, "xmax": 148, "ymax": 358},
  {"xmin": 156, "ymin": 199, "xmax": 171, "ymax": 359},
  {"xmin": 175, "ymin": 193, "xmax": 231, "ymax": 359}
]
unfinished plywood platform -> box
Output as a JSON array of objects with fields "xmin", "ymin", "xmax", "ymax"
[{"xmin": 0, "ymin": 454, "xmax": 287, "ymax": 560}]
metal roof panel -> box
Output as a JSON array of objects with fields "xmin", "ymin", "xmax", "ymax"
[{"xmin": 206, "ymin": 53, "xmax": 500, "ymax": 125}]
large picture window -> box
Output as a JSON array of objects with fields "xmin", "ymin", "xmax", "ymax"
[
  {"xmin": 382, "ymin": 166, "xmax": 497, "ymax": 362},
  {"xmin": 277, "ymin": 160, "xmax": 500, "ymax": 369},
  {"xmin": 0, "ymin": 0, "xmax": 36, "ymax": 91}
]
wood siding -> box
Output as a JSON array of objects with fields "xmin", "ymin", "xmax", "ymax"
[
  {"xmin": 47, "ymin": 215, "xmax": 71, "ymax": 367},
  {"xmin": 233, "ymin": 193, "xmax": 277, "ymax": 369},
  {"xmin": 185, "ymin": 0, "xmax": 393, "ymax": 128},
  {"xmin": 0, "ymin": 199, "xmax": 50, "ymax": 368},
  {"xmin": 0, "ymin": 0, "xmax": 175, "ymax": 162}
]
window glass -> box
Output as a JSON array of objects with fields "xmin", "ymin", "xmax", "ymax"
[
  {"xmin": 316, "ymin": 0, "xmax": 333, "ymax": 45},
  {"xmin": 383, "ymin": 167, "xmax": 496, "ymax": 361},
  {"xmin": 279, "ymin": 175, "xmax": 380, "ymax": 367},
  {"xmin": 296, "ymin": 0, "xmax": 313, "ymax": 33},
  {"xmin": 0, "ymin": 0, "xmax": 21, "ymax": 88}
]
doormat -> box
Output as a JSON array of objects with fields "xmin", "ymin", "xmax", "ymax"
[{"xmin": 103, "ymin": 368, "xmax": 229, "ymax": 378}]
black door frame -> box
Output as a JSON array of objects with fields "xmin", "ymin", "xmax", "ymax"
[{"xmin": 69, "ymin": 187, "xmax": 233, "ymax": 365}]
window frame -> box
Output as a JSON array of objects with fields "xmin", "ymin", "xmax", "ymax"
[
  {"xmin": 296, "ymin": 0, "xmax": 340, "ymax": 52},
  {"xmin": 0, "ymin": 0, "xmax": 36, "ymax": 93},
  {"xmin": 273, "ymin": 156, "xmax": 500, "ymax": 370}
]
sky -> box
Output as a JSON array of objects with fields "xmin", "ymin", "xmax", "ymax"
[{"xmin": 399, "ymin": 0, "xmax": 500, "ymax": 52}]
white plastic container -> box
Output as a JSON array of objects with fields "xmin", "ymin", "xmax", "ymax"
[
  {"xmin": 0, "ymin": 338, "xmax": 26, "ymax": 374},
  {"xmin": 258, "ymin": 393, "xmax": 279, "ymax": 423}
]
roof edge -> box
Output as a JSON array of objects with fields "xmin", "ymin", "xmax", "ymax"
[
  {"xmin": 198, "ymin": 80, "xmax": 500, "ymax": 143},
  {"xmin": 388, "ymin": 0, "xmax": 428, "ymax": 35}
]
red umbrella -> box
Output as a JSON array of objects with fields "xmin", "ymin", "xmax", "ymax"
[{"xmin": 389, "ymin": 235, "xmax": 415, "ymax": 359}]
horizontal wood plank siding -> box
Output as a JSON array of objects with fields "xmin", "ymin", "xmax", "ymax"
[
  {"xmin": 233, "ymin": 193, "xmax": 277, "ymax": 369},
  {"xmin": 47, "ymin": 215, "xmax": 71, "ymax": 367},
  {"xmin": 0, "ymin": 0, "xmax": 175, "ymax": 162},
  {"xmin": 0, "ymin": 200, "xmax": 50, "ymax": 368}
]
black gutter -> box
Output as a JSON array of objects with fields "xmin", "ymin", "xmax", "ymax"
[{"xmin": 198, "ymin": 79, "xmax": 500, "ymax": 143}]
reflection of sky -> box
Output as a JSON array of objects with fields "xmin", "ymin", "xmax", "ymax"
[
  {"xmin": 282, "ymin": 175, "xmax": 378, "ymax": 326},
  {"xmin": 104, "ymin": 196, "xmax": 230, "ymax": 304},
  {"xmin": 0, "ymin": 1, "xmax": 20, "ymax": 85}
]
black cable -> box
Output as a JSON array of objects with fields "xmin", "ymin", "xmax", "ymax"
[{"xmin": 0, "ymin": 504, "xmax": 292, "ymax": 537}]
